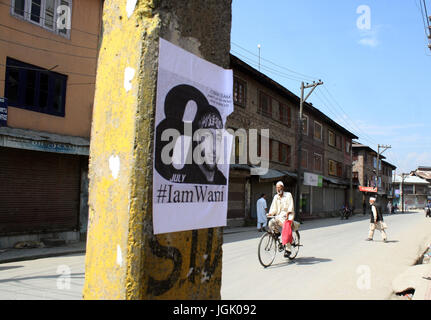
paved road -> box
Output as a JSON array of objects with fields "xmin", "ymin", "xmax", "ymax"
[
  {"xmin": 222, "ymin": 211, "xmax": 431, "ymax": 300},
  {"xmin": 0, "ymin": 253, "xmax": 85, "ymax": 300},
  {"xmin": 0, "ymin": 211, "xmax": 429, "ymax": 299}
]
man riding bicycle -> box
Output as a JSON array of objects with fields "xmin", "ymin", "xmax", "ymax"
[{"xmin": 267, "ymin": 181, "xmax": 299, "ymax": 258}]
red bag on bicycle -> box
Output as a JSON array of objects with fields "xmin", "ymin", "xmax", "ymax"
[{"xmin": 282, "ymin": 220, "xmax": 293, "ymax": 245}]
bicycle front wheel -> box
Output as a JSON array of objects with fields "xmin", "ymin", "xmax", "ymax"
[
  {"xmin": 258, "ymin": 232, "xmax": 277, "ymax": 268},
  {"xmin": 288, "ymin": 231, "xmax": 300, "ymax": 260}
]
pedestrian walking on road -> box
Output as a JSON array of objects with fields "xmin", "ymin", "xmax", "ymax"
[
  {"xmin": 387, "ymin": 201, "xmax": 393, "ymax": 214},
  {"xmin": 366, "ymin": 197, "xmax": 388, "ymax": 242},
  {"xmin": 257, "ymin": 194, "xmax": 268, "ymax": 232}
]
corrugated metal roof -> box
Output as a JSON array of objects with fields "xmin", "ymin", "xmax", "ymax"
[{"xmin": 393, "ymin": 175, "xmax": 430, "ymax": 184}]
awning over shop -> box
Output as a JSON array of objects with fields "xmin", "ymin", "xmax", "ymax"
[
  {"xmin": 230, "ymin": 164, "xmax": 253, "ymax": 171},
  {"xmin": 323, "ymin": 176, "xmax": 350, "ymax": 186},
  {"xmin": 257, "ymin": 168, "xmax": 298, "ymax": 182},
  {"xmin": 281, "ymin": 170, "xmax": 298, "ymax": 179},
  {"xmin": 258, "ymin": 168, "xmax": 286, "ymax": 182}
]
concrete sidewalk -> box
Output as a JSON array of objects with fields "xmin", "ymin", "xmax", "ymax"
[
  {"xmin": 0, "ymin": 225, "xmax": 257, "ymax": 264},
  {"xmin": 0, "ymin": 241, "xmax": 87, "ymax": 264}
]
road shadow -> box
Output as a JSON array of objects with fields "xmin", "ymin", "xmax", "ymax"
[
  {"xmin": 297, "ymin": 215, "xmax": 370, "ymax": 232},
  {"xmin": 268, "ymin": 256, "xmax": 332, "ymax": 269},
  {"xmin": 0, "ymin": 265, "xmax": 23, "ymax": 271},
  {"xmin": 224, "ymin": 231, "xmax": 263, "ymax": 244}
]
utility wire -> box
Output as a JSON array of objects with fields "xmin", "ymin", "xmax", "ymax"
[
  {"xmin": 423, "ymin": 0, "xmax": 430, "ymax": 28},
  {"xmin": 0, "ymin": 78, "xmax": 94, "ymax": 86},
  {"xmin": 231, "ymin": 42, "xmax": 319, "ymax": 81},
  {"xmin": 231, "ymin": 50, "xmax": 305, "ymax": 82},
  {"xmin": 231, "ymin": 45, "xmax": 379, "ymax": 147},
  {"xmin": 320, "ymin": 85, "xmax": 379, "ymax": 145},
  {"xmin": 0, "ymin": 37, "xmax": 97, "ymax": 59},
  {"xmin": 0, "ymin": 63, "xmax": 96, "ymax": 78}
]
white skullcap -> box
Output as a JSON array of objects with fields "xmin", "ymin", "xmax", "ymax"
[
  {"xmin": 276, "ymin": 181, "xmax": 284, "ymax": 187},
  {"xmin": 369, "ymin": 197, "xmax": 376, "ymax": 201}
]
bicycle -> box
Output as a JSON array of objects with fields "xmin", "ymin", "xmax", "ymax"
[
  {"xmin": 339, "ymin": 207, "xmax": 352, "ymax": 220},
  {"xmin": 258, "ymin": 218, "xmax": 301, "ymax": 268}
]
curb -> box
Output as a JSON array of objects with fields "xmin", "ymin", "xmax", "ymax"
[{"xmin": 0, "ymin": 249, "xmax": 86, "ymax": 264}]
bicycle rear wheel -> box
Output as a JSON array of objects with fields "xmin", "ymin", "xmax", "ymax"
[
  {"xmin": 288, "ymin": 231, "xmax": 300, "ymax": 260},
  {"xmin": 258, "ymin": 232, "xmax": 277, "ymax": 267}
]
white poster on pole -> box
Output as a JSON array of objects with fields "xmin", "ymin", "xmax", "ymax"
[{"xmin": 152, "ymin": 38, "xmax": 234, "ymax": 235}]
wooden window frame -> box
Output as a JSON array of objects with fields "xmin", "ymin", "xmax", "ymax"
[
  {"xmin": 258, "ymin": 91, "xmax": 272, "ymax": 118},
  {"xmin": 314, "ymin": 121, "xmax": 323, "ymax": 141},
  {"xmin": 278, "ymin": 142, "xmax": 291, "ymax": 166},
  {"xmin": 233, "ymin": 76, "xmax": 246, "ymax": 108},
  {"xmin": 328, "ymin": 130, "xmax": 336, "ymax": 147},
  {"xmin": 328, "ymin": 159, "xmax": 337, "ymax": 176},
  {"xmin": 5, "ymin": 57, "xmax": 67, "ymax": 117},
  {"xmin": 314, "ymin": 153, "xmax": 323, "ymax": 172},
  {"xmin": 279, "ymin": 102, "xmax": 291, "ymax": 127}
]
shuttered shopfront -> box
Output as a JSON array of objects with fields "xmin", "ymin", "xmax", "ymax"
[
  {"xmin": 0, "ymin": 147, "xmax": 81, "ymax": 235},
  {"xmin": 227, "ymin": 177, "xmax": 246, "ymax": 219}
]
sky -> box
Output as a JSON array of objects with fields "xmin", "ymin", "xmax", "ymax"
[{"xmin": 231, "ymin": 0, "xmax": 431, "ymax": 175}]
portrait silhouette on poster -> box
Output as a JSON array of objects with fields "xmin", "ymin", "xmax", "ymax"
[{"xmin": 155, "ymin": 84, "xmax": 227, "ymax": 185}]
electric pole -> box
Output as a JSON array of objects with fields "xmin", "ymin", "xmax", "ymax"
[
  {"xmin": 295, "ymin": 80, "xmax": 323, "ymax": 222},
  {"xmin": 257, "ymin": 44, "xmax": 261, "ymax": 71},
  {"xmin": 400, "ymin": 173, "xmax": 409, "ymax": 212}
]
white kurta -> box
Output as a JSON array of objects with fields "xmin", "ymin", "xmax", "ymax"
[
  {"xmin": 256, "ymin": 197, "xmax": 268, "ymax": 226},
  {"xmin": 269, "ymin": 192, "xmax": 295, "ymax": 222}
]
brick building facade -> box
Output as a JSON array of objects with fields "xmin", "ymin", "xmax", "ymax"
[{"xmin": 227, "ymin": 55, "xmax": 358, "ymax": 226}]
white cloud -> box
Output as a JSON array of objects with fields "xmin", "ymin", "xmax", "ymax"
[
  {"xmin": 395, "ymin": 151, "xmax": 431, "ymax": 174},
  {"xmin": 357, "ymin": 26, "xmax": 382, "ymax": 48},
  {"xmin": 358, "ymin": 37, "xmax": 379, "ymax": 47}
]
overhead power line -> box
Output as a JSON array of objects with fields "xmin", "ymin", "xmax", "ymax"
[
  {"xmin": 0, "ymin": 63, "xmax": 96, "ymax": 78},
  {"xmin": 231, "ymin": 42, "xmax": 319, "ymax": 81},
  {"xmin": 0, "ymin": 37, "xmax": 97, "ymax": 60}
]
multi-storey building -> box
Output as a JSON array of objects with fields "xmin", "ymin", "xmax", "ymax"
[
  {"xmin": 227, "ymin": 55, "xmax": 358, "ymax": 226},
  {"xmin": 411, "ymin": 166, "xmax": 431, "ymax": 201},
  {"xmin": 0, "ymin": 0, "xmax": 103, "ymax": 247},
  {"xmin": 352, "ymin": 142, "xmax": 396, "ymax": 211},
  {"xmin": 393, "ymin": 174, "xmax": 429, "ymax": 210}
]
